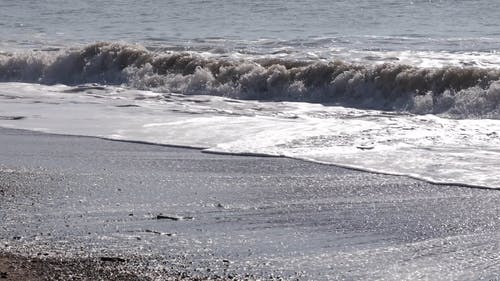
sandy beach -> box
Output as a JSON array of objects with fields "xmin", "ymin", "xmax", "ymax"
[{"xmin": 1, "ymin": 127, "xmax": 499, "ymax": 280}]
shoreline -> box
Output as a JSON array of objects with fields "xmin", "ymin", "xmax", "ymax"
[
  {"xmin": 3, "ymin": 126, "xmax": 493, "ymax": 191},
  {"xmin": 1, "ymin": 127, "xmax": 500, "ymax": 280}
]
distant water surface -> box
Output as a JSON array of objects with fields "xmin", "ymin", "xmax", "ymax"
[{"xmin": 1, "ymin": 0, "xmax": 499, "ymax": 52}]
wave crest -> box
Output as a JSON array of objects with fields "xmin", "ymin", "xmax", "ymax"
[{"xmin": 2, "ymin": 42, "xmax": 500, "ymax": 118}]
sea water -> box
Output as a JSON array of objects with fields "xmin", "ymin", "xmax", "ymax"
[{"xmin": 1, "ymin": 0, "xmax": 500, "ymax": 188}]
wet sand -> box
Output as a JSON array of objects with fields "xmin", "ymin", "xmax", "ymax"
[{"xmin": 1, "ymin": 127, "xmax": 500, "ymax": 280}]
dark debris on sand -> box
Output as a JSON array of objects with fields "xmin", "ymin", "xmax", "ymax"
[
  {"xmin": 0, "ymin": 252, "xmax": 278, "ymax": 281},
  {"xmin": 0, "ymin": 252, "xmax": 143, "ymax": 281}
]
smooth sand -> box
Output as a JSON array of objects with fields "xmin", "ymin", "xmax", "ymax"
[{"xmin": 1, "ymin": 128, "xmax": 500, "ymax": 280}]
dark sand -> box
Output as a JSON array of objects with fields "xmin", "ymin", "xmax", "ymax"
[{"xmin": 1, "ymin": 128, "xmax": 500, "ymax": 280}]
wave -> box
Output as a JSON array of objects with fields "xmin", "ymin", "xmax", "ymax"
[{"xmin": 2, "ymin": 42, "xmax": 500, "ymax": 118}]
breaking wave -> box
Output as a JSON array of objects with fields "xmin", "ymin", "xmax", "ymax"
[{"xmin": 2, "ymin": 42, "xmax": 500, "ymax": 118}]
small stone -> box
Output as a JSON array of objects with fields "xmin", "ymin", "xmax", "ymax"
[
  {"xmin": 356, "ymin": 145, "xmax": 374, "ymax": 150},
  {"xmin": 144, "ymin": 229, "xmax": 174, "ymax": 236},
  {"xmin": 100, "ymin": 257, "xmax": 126, "ymax": 263},
  {"xmin": 155, "ymin": 215, "xmax": 181, "ymax": 221},
  {"xmin": 145, "ymin": 229, "xmax": 161, "ymax": 234}
]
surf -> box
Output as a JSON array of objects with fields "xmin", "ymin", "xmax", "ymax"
[{"xmin": 2, "ymin": 42, "xmax": 500, "ymax": 118}]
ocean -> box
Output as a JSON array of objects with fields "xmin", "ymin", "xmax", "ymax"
[{"xmin": 1, "ymin": 0, "xmax": 500, "ymax": 188}]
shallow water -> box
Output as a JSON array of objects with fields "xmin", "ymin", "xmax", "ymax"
[{"xmin": 0, "ymin": 82, "xmax": 499, "ymax": 188}]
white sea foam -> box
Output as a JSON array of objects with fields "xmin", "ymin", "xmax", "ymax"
[
  {"xmin": 2, "ymin": 43, "xmax": 500, "ymax": 119},
  {"xmin": 1, "ymin": 82, "xmax": 499, "ymax": 189}
]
